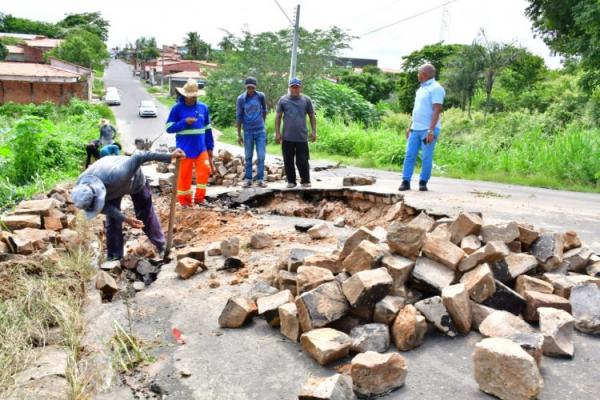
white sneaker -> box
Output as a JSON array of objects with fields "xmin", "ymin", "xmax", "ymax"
[
  {"xmin": 286, "ymin": 182, "xmax": 296, "ymax": 188},
  {"xmin": 301, "ymin": 182, "xmax": 312, "ymax": 188},
  {"xmin": 243, "ymin": 179, "xmax": 252, "ymax": 188},
  {"xmin": 257, "ymin": 180, "xmax": 267, "ymax": 188}
]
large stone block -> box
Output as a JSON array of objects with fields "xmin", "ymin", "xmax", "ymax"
[
  {"xmin": 303, "ymin": 254, "xmax": 343, "ymax": 274},
  {"xmin": 421, "ymin": 236, "xmax": 465, "ymax": 270},
  {"xmin": 175, "ymin": 257, "xmax": 202, "ymax": 279},
  {"xmin": 483, "ymin": 280, "xmax": 526, "ymax": 316},
  {"xmin": 461, "ymin": 235, "xmax": 482, "ymax": 255},
  {"xmin": 308, "ymin": 222, "xmax": 332, "ymax": 240},
  {"xmin": 479, "ymin": 311, "xmax": 534, "ymax": 338},
  {"xmin": 459, "ymin": 241, "xmax": 510, "ymax": 272},
  {"xmin": 95, "ymin": 271, "xmax": 118, "ymax": 301},
  {"xmin": 562, "ymin": 246, "xmax": 592, "ymax": 273},
  {"xmin": 296, "ymin": 281, "xmax": 350, "ymax": 332},
  {"xmin": 381, "ymin": 255, "xmax": 414, "ymax": 290},
  {"xmin": 490, "ymin": 253, "xmax": 538, "ymax": 283},
  {"xmin": 518, "ymin": 224, "xmax": 540, "ymax": 248},
  {"xmin": 342, "ymin": 240, "xmax": 386, "ymax": 275},
  {"xmin": 471, "ymin": 301, "xmax": 495, "ymax": 331},
  {"xmin": 523, "ymin": 291, "xmax": 571, "ymax": 322},
  {"xmin": 515, "ymin": 275, "xmax": 554, "ymax": 297},
  {"xmin": 297, "ymin": 266, "xmax": 335, "ymax": 294},
  {"xmin": 351, "ymin": 352, "xmax": 408, "ymax": 396},
  {"xmin": 279, "ymin": 302, "xmax": 301, "ymax": 342},
  {"xmin": 530, "ymin": 233, "xmax": 564, "ymax": 272},
  {"xmin": 442, "ymin": 283, "xmax": 472, "ymax": 334},
  {"xmin": 449, "ymin": 212, "xmax": 483, "ymax": 244},
  {"xmin": 218, "ymin": 297, "xmax": 257, "ymax": 328},
  {"xmin": 13, "ymin": 198, "xmax": 60, "ymax": 216},
  {"xmin": 257, "ymin": 290, "xmax": 294, "ymax": 327},
  {"xmin": 570, "ymin": 283, "xmax": 600, "ymax": 335},
  {"xmin": 415, "ymin": 296, "xmax": 457, "ymax": 337},
  {"xmin": 349, "ymin": 323, "xmax": 390, "ymax": 353},
  {"xmin": 288, "ymin": 248, "xmax": 317, "ymax": 272},
  {"xmin": 387, "ymin": 222, "xmax": 425, "ymax": 259},
  {"xmin": 411, "ymin": 256, "xmax": 456, "ymax": 294},
  {"xmin": 342, "ymin": 268, "xmax": 392, "ymax": 308},
  {"xmin": 373, "ymin": 296, "xmax": 405, "ymax": 325},
  {"xmin": 480, "ymin": 222, "xmax": 520, "ymax": 244},
  {"xmin": 1, "ymin": 214, "xmax": 41, "ymax": 230},
  {"xmin": 300, "ymin": 328, "xmax": 352, "ymax": 365},
  {"xmin": 460, "ymin": 263, "xmax": 496, "ymax": 303},
  {"xmin": 251, "ymin": 232, "xmax": 273, "ymax": 249},
  {"xmin": 340, "ymin": 227, "xmax": 378, "ymax": 261},
  {"xmin": 473, "ymin": 338, "xmax": 543, "ymax": 400},
  {"xmin": 538, "ymin": 307, "xmax": 574, "ymax": 358},
  {"xmin": 391, "ymin": 305, "xmax": 427, "ymax": 351},
  {"xmin": 298, "ymin": 374, "xmax": 356, "ymax": 400}
]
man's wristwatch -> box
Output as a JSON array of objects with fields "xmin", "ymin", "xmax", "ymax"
[{"xmin": 427, "ymin": 129, "xmax": 434, "ymax": 134}]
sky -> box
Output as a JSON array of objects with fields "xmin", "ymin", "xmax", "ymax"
[{"xmin": 2, "ymin": 0, "xmax": 562, "ymax": 69}]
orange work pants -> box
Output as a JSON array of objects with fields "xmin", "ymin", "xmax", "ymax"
[{"xmin": 177, "ymin": 151, "xmax": 210, "ymax": 206}]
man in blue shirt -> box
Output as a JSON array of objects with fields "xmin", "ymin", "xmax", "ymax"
[
  {"xmin": 236, "ymin": 77, "xmax": 267, "ymax": 188},
  {"xmin": 399, "ymin": 63, "xmax": 445, "ymax": 192}
]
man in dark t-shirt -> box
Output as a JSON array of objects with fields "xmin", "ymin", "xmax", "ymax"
[{"xmin": 275, "ymin": 77, "xmax": 317, "ymax": 188}]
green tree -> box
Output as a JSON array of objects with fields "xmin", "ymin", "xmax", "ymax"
[
  {"xmin": 497, "ymin": 47, "xmax": 546, "ymax": 94},
  {"xmin": 444, "ymin": 45, "xmax": 484, "ymax": 114},
  {"xmin": 339, "ymin": 66, "xmax": 397, "ymax": 104},
  {"xmin": 184, "ymin": 32, "xmax": 211, "ymax": 60},
  {"xmin": 473, "ymin": 31, "xmax": 518, "ymax": 111},
  {"xmin": 395, "ymin": 43, "xmax": 465, "ymax": 113},
  {"xmin": 0, "ymin": 42, "xmax": 7, "ymax": 60},
  {"xmin": 526, "ymin": 0, "xmax": 600, "ymax": 90},
  {"xmin": 49, "ymin": 29, "xmax": 109, "ymax": 70},
  {"xmin": 57, "ymin": 12, "xmax": 110, "ymax": 41},
  {"xmin": 205, "ymin": 27, "xmax": 352, "ymax": 126},
  {"xmin": 0, "ymin": 13, "xmax": 60, "ymax": 37},
  {"xmin": 135, "ymin": 37, "xmax": 160, "ymax": 61}
]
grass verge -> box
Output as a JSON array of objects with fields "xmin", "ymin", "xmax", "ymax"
[
  {"xmin": 218, "ymin": 113, "xmax": 600, "ymax": 193},
  {"xmin": 0, "ymin": 215, "xmax": 97, "ymax": 399}
]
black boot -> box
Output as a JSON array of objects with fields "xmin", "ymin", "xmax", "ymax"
[
  {"xmin": 398, "ymin": 180, "xmax": 410, "ymax": 191},
  {"xmin": 419, "ymin": 180, "xmax": 428, "ymax": 191}
]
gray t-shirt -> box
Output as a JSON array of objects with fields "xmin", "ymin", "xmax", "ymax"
[{"xmin": 276, "ymin": 94, "xmax": 314, "ymax": 142}]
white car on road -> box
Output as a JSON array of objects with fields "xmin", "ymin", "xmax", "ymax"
[
  {"xmin": 138, "ymin": 100, "xmax": 157, "ymax": 117},
  {"xmin": 104, "ymin": 87, "xmax": 121, "ymax": 105}
]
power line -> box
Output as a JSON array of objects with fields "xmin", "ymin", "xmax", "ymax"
[
  {"xmin": 273, "ymin": 0, "xmax": 294, "ymax": 26},
  {"xmin": 341, "ymin": 0, "xmax": 405, "ymax": 26},
  {"xmin": 358, "ymin": 0, "xmax": 459, "ymax": 38}
]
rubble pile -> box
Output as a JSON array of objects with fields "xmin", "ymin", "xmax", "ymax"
[
  {"xmin": 0, "ymin": 185, "xmax": 81, "ymax": 262},
  {"xmin": 209, "ymin": 149, "xmax": 286, "ymax": 187},
  {"xmin": 216, "ymin": 210, "xmax": 600, "ymax": 399}
]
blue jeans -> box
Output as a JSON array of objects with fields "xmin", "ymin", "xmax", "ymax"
[
  {"xmin": 402, "ymin": 128, "xmax": 440, "ymax": 183},
  {"xmin": 243, "ymin": 129, "xmax": 266, "ymax": 181}
]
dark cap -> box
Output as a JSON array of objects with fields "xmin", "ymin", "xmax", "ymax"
[{"xmin": 245, "ymin": 77, "xmax": 257, "ymax": 87}]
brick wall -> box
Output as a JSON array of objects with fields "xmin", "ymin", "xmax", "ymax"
[
  {"xmin": 0, "ymin": 80, "xmax": 87, "ymax": 105},
  {"xmin": 23, "ymin": 47, "xmax": 44, "ymax": 63}
]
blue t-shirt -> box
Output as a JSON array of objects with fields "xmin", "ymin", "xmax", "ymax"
[
  {"xmin": 165, "ymin": 98, "xmax": 214, "ymax": 159},
  {"xmin": 236, "ymin": 91, "xmax": 267, "ymax": 132},
  {"xmin": 411, "ymin": 78, "xmax": 445, "ymax": 131}
]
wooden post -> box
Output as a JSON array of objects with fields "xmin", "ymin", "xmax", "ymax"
[{"xmin": 164, "ymin": 159, "xmax": 181, "ymax": 258}]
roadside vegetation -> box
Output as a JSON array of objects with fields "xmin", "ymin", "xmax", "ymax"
[
  {"xmin": 0, "ymin": 100, "xmax": 115, "ymax": 208},
  {"xmin": 210, "ymin": 24, "xmax": 600, "ymax": 192},
  {"xmin": 0, "ymin": 216, "xmax": 97, "ymax": 398}
]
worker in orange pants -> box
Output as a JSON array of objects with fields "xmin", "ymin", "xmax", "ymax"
[
  {"xmin": 166, "ymin": 79, "xmax": 215, "ymax": 207},
  {"xmin": 177, "ymin": 151, "xmax": 211, "ymax": 206}
]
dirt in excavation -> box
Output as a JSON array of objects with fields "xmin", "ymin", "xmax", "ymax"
[{"xmin": 257, "ymin": 196, "xmax": 413, "ymax": 229}]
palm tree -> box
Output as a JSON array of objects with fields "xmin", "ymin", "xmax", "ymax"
[{"xmin": 185, "ymin": 32, "xmax": 201, "ymax": 59}]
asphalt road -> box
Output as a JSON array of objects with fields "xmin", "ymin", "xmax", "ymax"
[
  {"xmin": 95, "ymin": 59, "xmax": 600, "ymax": 399},
  {"xmin": 103, "ymin": 59, "xmax": 175, "ymax": 152}
]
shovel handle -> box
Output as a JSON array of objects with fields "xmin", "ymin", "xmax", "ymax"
[{"xmin": 165, "ymin": 158, "xmax": 181, "ymax": 258}]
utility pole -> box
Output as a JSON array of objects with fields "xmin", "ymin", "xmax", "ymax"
[{"xmin": 288, "ymin": 3, "xmax": 300, "ymax": 82}]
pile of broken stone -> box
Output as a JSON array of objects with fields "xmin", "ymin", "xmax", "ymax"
[
  {"xmin": 155, "ymin": 149, "xmax": 286, "ymax": 188},
  {"xmin": 0, "ymin": 186, "xmax": 82, "ymax": 261},
  {"xmin": 217, "ymin": 211, "xmax": 600, "ymax": 399}
]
